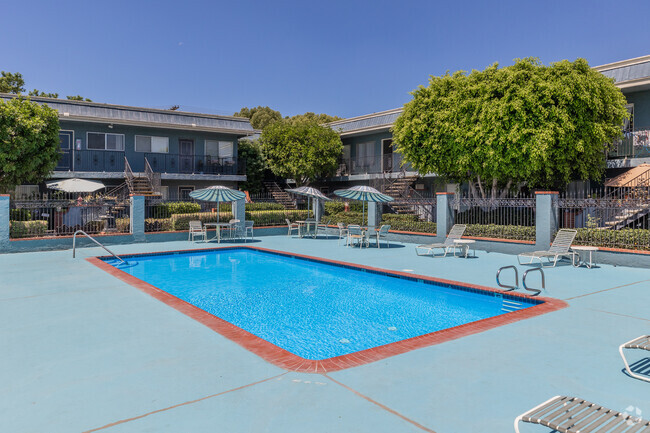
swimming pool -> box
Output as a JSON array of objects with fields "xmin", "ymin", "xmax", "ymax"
[{"xmin": 93, "ymin": 246, "xmax": 565, "ymax": 371}]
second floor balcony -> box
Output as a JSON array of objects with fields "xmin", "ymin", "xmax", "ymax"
[
  {"xmin": 609, "ymin": 127, "xmax": 650, "ymax": 159},
  {"xmin": 335, "ymin": 154, "xmax": 411, "ymax": 176},
  {"xmin": 55, "ymin": 150, "xmax": 245, "ymax": 176}
]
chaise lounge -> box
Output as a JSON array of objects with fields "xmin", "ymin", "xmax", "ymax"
[
  {"xmin": 620, "ymin": 335, "xmax": 650, "ymax": 383},
  {"xmin": 415, "ymin": 224, "xmax": 467, "ymax": 257},
  {"xmin": 517, "ymin": 229, "xmax": 578, "ymax": 268},
  {"xmin": 515, "ymin": 395, "xmax": 650, "ymax": 432}
]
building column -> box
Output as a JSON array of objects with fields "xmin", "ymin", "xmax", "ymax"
[
  {"xmin": 130, "ymin": 195, "xmax": 145, "ymax": 242},
  {"xmin": 535, "ymin": 191, "xmax": 559, "ymax": 249},
  {"xmin": 367, "ymin": 202, "xmax": 382, "ymax": 228},
  {"xmin": 0, "ymin": 195, "xmax": 10, "ymax": 252},
  {"xmin": 435, "ymin": 192, "xmax": 455, "ymax": 241},
  {"xmin": 232, "ymin": 198, "xmax": 246, "ymax": 232},
  {"xmin": 314, "ymin": 198, "xmax": 323, "ymax": 222}
]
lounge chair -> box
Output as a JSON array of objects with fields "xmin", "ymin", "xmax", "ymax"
[
  {"xmin": 375, "ymin": 224, "xmax": 391, "ymax": 248},
  {"xmin": 515, "ymin": 395, "xmax": 650, "ymax": 432},
  {"xmin": 415, "ymin": 224, "xmax": 467, "ymax": 257},
  {"xmin": 188, "ymin": 220, "xmax": 206, "ymax": 242},
  {"xmin": 517, "ymin": 229, "xmax": 578, "ymax": 267},
  {"xmin": 337, "ymin": 222, "xmax": 348, "ymax": 245},
  {"xmin": 286, "ymin": 219, "xmax": 299, "ymax": 237},
  {"xmin": 620, "ymin": 335, "xmax": 650, "ymax": 383}
]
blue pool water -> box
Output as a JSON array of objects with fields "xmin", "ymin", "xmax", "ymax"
[{"xmin": 105, "ymin": 248, "xmax": 538, "ymax": 360}]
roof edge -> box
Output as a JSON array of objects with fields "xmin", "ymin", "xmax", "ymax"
[
  {"xmin": 593, "ymin": 55, "xmax": 650, "ymax": 72},
  {"xmin": 327, "ymin": 107, "xmax": 403, "ymax": 126}
]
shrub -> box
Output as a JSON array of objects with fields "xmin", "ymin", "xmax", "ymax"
[
  {"xmin": 9, "ymin": 220, "xmax": 47, "ymax": 238},
  {"xmin": 574, "ymin": 228, "xmax": 650, "ymax": 250},
  {"xmin": 83, "ymin": 220, "xmax": 104, "ymax": 234},
  {"xmin": 10, "ymin": 208, "xmax": 32, "ymax": 221},
  {"xmin": 153, "ymin": 201, "xmax": 201, "ymax": 218},
  {"xmin": 328, "ymin": 212, "xmax": 365, "ymax": 226},
  {"xmin": 116, "ymin": 218, "xmax": 130, "ymax": 233},
  {"xmin": 246, "ymin": 202, "xmax": 284, "ymax": 211},
  {"xmin": 464, "ymin": 224, "xmax": 536, "ymax": 241},
  {"xmin": 247, "ymin": 209, "xmax": 309, "ymax": 226},
  {"xmin": 145, "ymin": 218, "xmax": 173, "ymax": 232},
  {"xmin": 381, "ymin": 214, "xmax": 436, "ymax": 234},
  {"xmin": 324, "ymin": 201, "xmax": 364, "ymax": 215},
  {"xmin": 171, "ymin": 212, "xmax": 234, "ymax": 231}
]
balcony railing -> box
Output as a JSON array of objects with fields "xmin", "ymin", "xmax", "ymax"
[
  {"xmin": 609, "ymin": 127, "xmax": 650, "ymax": 159},
  {"xmin": 143, "ymin": 153, "xmax": 245, "ymax": 176},
  {"xmin": 54, "ymin": 150, "xmax": 244, "ymax": 176},
  {"xmin": 335, "ymin": 154, "xmax": 411, "ymax": 176}
]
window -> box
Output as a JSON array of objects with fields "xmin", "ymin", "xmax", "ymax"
[
  {"xmin": 356, "ymin": 142, "xmax": 375, "ymax": 163},
  {"xmin": 160, "ymin": 186, "xmax": 169, "ymax": 200},
  {"xmin": 624, "ymin": 104, "xmax": 634, "ymax": 132},
  {"xmin": 135, "ymin": 135, "xmax": 169, "ymax": 153},
  {"xmin": 205, "ymin": 140, "xmax": 234, "ymax": 161},
  {"xmin": 87, "ymin": 132, "xmax": 125, "ymax": 151}
]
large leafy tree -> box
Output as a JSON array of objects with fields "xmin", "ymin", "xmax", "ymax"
[
  {"xmin": 259, "ymin": 119, "xmax": 342, "ymax": 186},
  {"xmin": 237, "ymin": 138, "xmax": 265, "ymax": 193},
  {"xmin": 234, "ymin": 106, "xmax": 282, "ymax": 129},
  {"xmin": 0, "ymin": 71, "xmax": 25, "ymax": 94},
  {"xmin": 0, "ymin": 98, "xmax": 60, "ymax": 193},
  {"xmin": 392, "ymin": 58, "xmax": 629, "ymax": 197}
]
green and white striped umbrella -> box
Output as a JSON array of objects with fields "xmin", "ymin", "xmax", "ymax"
[
  {"xmin": 286, "ymin": 186, "xmax": 330, "ymax": 218},
  {"xmin": 333, "ymin": 185, "xmax": 393, "ymax": 226},
  {"xmin": 189, "ymin": 185, "xmax": 246, "ymax": 222}
]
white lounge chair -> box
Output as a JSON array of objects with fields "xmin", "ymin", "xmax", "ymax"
[
  {"xmin": 515, "ymin": 395, "xmax": 650, "ymax": 432},
  {"xmin": 375, "ymin": 224, "xmax": 391, "ymax": 248},
  {"xmin": 620, "ymin": 335, "xmax": 650, "ymax": 383},
  {"xmin": 188, "ymin": 220, "xmax": 206, "ymax": 242},
  {"xmin": 415, "ymin": 224, "xmax": 467, "ymax": 257},
  {"xmin": 286, "ymin": 219, "xmax": 299, "ymax": 237},
  {"xmin": 517, "ymin": 229, "xmax": 578, "ymax": 267}
]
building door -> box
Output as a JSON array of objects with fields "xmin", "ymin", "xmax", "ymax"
[
  {"xmin": 179, "ymin": 139, "xmax": 194, "ymax": 173},
  {"xmin": 382, "ymin": 139, "xmax": 393, "ymax": 172},
  {"xmin": 179, "ymin": 186, "xmax": 194, "ymax": 200},
  {"xmin": 56, "ymin": 131, "xmax": 73, "ymax": 170}
]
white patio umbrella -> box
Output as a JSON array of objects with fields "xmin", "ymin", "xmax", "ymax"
[
  {"xmin": 189, "ymin": 185, "xmax": 246, "ymax": 222},
  {"xmin": 333, "ymin": 185, "xmax": 393, "ymax": 225},
  {"xmin": 46, "ymin": 178, "xmax": 105, "ymax": 193},
  {"xmin": 285, "ymin": 186, "xmax": 331, "ymax": 218}
]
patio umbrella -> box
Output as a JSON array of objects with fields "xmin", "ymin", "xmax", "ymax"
[
  {"xmin": 334, "ymin": 185, "xmax": 393, "ymax": 226},
  {"xmin": 285, "ymin": 186, "xmax": 331, "ymax": 218},
  {"xmin": 189, "ymin": 185, "xmax": 246, "ymax": 222},
  {"xmin": 46, "ymin": 178, "xmax": 105, "ymax": 193}
]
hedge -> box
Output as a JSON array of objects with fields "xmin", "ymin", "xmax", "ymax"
[
  {"xmin": 153, "ymin": 201, "xmax": 201, "ymax": 218},
  {"xmin": 10, "ymin": 209, "xmax": 32, "ymax": 221},
  {"xmin": 381, "ymin": 214, "xmax": 436, "ymax": 233},
  {"xmin": 574, "ymin": 228, "xmax": 650, "ymax": 250},
  {"xmin": 9, "ymin": 220, "xmax": 47, "ymax": 238},
  {"xmin": 464, "ymin": 224, "xmax": 536, "ymax": 241},
  {"xmin": 324, "ymin": 201, "xmax": 365, "ymax": 215}
]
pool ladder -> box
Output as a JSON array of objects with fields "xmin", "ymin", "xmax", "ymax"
[
  {"xmin": 72, "ymin": 230, "xmax": 126, "ymax": 264},
  {"xmin": 496, "ymin": 265, "xmax": 545, "ymax": 297}
]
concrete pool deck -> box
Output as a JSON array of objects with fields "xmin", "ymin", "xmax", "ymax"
[{"xmin": 1, "ymin": 235, "xmax": 649, "ymax": 432}]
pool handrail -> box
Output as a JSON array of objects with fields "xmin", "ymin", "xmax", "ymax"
[{"xmin": 72, "ymin": 230, "xmax": 126, "ymax": 264}]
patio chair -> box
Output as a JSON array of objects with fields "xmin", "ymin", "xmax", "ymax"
[
  {"xmin": 347, "ymin": 225, "xmax": 369, "ymax": 248},
  {"xmin": 415, "ymin": 224, "xmax": 467, "ymax": 257},
  {"xmin": 620, "ymin": 335, "xmax": 650, "ymax": 383},
  {"xmin": 517, "ymin": 229, "xmax": 578, "ymax": 268},
  {"xmin": 337, "ymin": 222, "xmax": 348, "ymax": 245},
  {"xmin": 286, "ymin": 219, "xmax": 299, "ymax": 237},
  {"xmin": 228, "ymin": 219, "xmax": 242, "ymax": 240},
  {"xmin": 375, "ymin": 224, "xmax": 391, "ymax": 248},
  {"xmin": 244, "ymin": 220, "xmax": 254, "ymax": 242},
  {"xmin": 316, "ymin": 219, "xmax": 331, "ymax": 239},
  {"xmin": 514, "ymin": 395, "xmax": 650, "ymax": 433},
  {"xmin": 188, "ymin": 220, "xmax": 206, "ymax": 242}
]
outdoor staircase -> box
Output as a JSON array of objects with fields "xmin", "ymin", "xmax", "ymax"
[
  {"xmin": 264, "ymin": 181, "xmax": 297, "ymax": 209},
  {"xmin": 384, "ymin": 175, "xmax": 420, "ymax": 214},
  {"xmin": 124, "ymin": 157, "xmax": 161, "ymax": 197},
  {"xmin": 602, "ymin": 164, "xmax": 650, "ymax": 229}
]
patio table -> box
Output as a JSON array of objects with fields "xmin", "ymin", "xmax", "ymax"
[
  {"xmin": 296, "ymin": 220, "xmax": 318, "ymax": 238},
  {"xmin": 203, "ymin": 222, "xmax": 231, "ymax": 243}
]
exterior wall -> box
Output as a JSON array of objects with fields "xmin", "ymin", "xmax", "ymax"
[
  {"xmin": 624, "ymin": 89, "xmax": 650, "ymax": 128},
  {"xmin": 57, "ymin": 120, "xmax": 241, "ymax": 173}
]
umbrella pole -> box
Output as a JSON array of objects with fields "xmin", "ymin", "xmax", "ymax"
[
  {"xmin": 217, "ymin": 201, "xmax": 220, "ymax": 223},
  {"xmin": 363, "ymin": 201, "xmax": 366, "ymax": 226}
]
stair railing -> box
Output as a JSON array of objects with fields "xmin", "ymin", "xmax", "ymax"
[
  {"xmin": 144, "ymin": 157, "xmax": 161, "ymax": 194},
  {"xmin": 124, "ymin": 157, "xmax": 135, "ymax": 193}
]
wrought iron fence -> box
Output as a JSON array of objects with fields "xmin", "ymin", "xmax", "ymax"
[
  {"xmin": 558, "ymin": 191, "xmax": 650, "ymax": 250},
  {"xmin": 9, "ymin": 195, "xmax": 130, "ymax": 238},
  {"xmin": 453, "ymin": 194, "xmax": 536, "ymax": 241}
]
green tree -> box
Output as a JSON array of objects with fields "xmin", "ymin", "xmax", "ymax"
[
  {"xmin": 237, "ymin": 138, "xmax": 266, "ymax": 193},
  {"xmin": 234, "ymin": 106, "xmax": 282, "ymax": 129},
  {"xmin": 289, "ymin": 112, "xmax": 342, "ymax": 124},
  {"xmin": 259, "ymin": 119, "xmax": 342, "ymax": 185},
  {"xmin": 392, "ymin": 58, "xmax": 629, "ymax": 197},
  {"xmin": 0, "ymin": 71, "xmax": 25, "ymax": 94},
  {"xmin": 66, "ymin": 95, "xmax": 92, "ymax": 102},
  {"xmin": 0, "ymin": 98, "xmax": 60, "ymax": 193},
  {"xmin": 29, "ymin": 89, "xmax": 59, "ymax": 98}
]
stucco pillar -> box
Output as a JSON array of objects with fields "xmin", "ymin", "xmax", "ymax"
[
  {"xmin": 314, "ymin": 198, "xmax": 323, "ymax": 222},
  {"xmin": 535, "ymin": 191, "xmax": 559, "ymax": 249},
  {"xmin": 130, "ymin": 195, "xmax": 145, "ymax": 242},
  {"xmin": 367, "ymin": 202, "xmax": 382, "ymax": 228},
  {"xmin": 232, "ymin": 198, "xmax": 246, "ymax": 233},
  {"xmin": 436, "ymin": 192, "xmax": 455, "ymax": 242},
  {"xmin": 0, "ymin": 195, "xmax": 10, "ymax": 252}
]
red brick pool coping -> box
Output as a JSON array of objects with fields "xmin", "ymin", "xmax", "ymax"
[{"xmin": 87, "ymin": 246, "xmax": 567, "ymax": 373}]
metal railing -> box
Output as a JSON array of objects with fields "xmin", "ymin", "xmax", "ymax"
[
  {"xmin": 453, "ymin": 194, "xmax": 536, "ymax": 241},
  {"xmin": 609, "ymin": 127, "xmax": 650, "ymax": 159},
  {"xmin": 144, "ymin": 153, "xmax": 245, "ymax": 175},
  {"xmin": 72, "ymin": 150, "xmax": 126, "ymax": 172},
  {"xmin": 72, "ymin": 230, "xmax": 125, "ymax": 263}
]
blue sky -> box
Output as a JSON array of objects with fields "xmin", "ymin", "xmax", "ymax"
[{"xmin": 2, "ymin": 0, "xmax": 649, "ymax": 118}]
